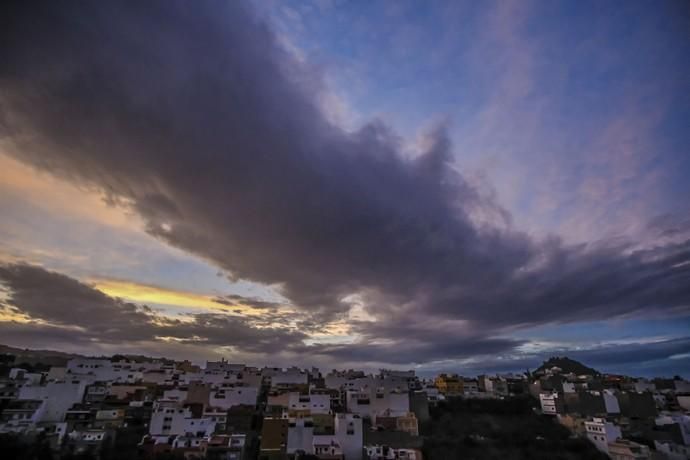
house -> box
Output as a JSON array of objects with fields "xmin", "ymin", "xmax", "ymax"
[
  {"xmin": 0, "ymin": 378, "xmax": 21, "ymax": 402},
  {"xmin": 203, "ymin": 407, "xmax": 228, "ymax": 432},
  {"xmin": 409, "ymin": 392, "xmax": 429, "ymax": 422},
  {"xmin": 418, "ymin": 386, "xmax": 443, "ymax": 405},
  {"xmin": 65, "ymin": 429, "xmax": 113, "ymax": 458},
  {"xmin": 85, "ymin": 382, "xmax": 109, "ymax": 403},
  {"xmin": 462, "ymin": 379, "xmax": 479, "ymax": 395},
  {"xmin": 374, "ymin": 411, "xmax": 418, "ymax": 436},
  {"xmin": 365, "ymin": 445, "xmax": 420, "ymax": 459},
  {"xmin": 287, "ymin": 417, "xmax": 315, "ymax": 455},
  {"xmin": 478, "ymin": 375, "xmax": 493, "ymax": 393},
  {"xmin": 607, "ymin": 438, "xmax": 650, "ymax": 460},
  {"xmin": 655, "ymin": 413, "xmax": 690, "ymax": 445},
  {"xmin": 433, "ymin": 374, "xmax": 462, "ymax": 396},
  {"xmin": 149, "ymin": 400, "xmax": 216, "ymax": 436},
  {"xmin": 0, "ymin": 399, "xmax": 45, "ymax": 433},
  {"xmin": 108, "ymin": 383, "xmax": 149, "ymax": 401},
  {"xmin": 585, "ymin": 417, "xmax": 622, "ymax": 455},
  {"xmin": 18, "ymin": 380, "xmax": 88, "ymax": 423},
  {"xmin": 677, "ymin": 395, "xmax": 690, "ymax": 411},
  {"xmin": 210, "ymin": 384, "xmax": 259, "ymax": 410},
  {"xmin": 225, "ymin": 404, "xmax": 256, "ymax": 434},
  {"xmin": 618, "ymin": 392, "xmax": 658, "ymax": 419},
  {"xmin": 266, "ymin": 367, "xmax": 309, "ymax": 387},
  {"xmin": 492, "ymin": 378, "xmax": 510, "ymax": 396},
  {"xmin": 64, "ymin": 404, "xmax": 94, "ymax": 432},
  {"xmin": 9, "ymin": 368, "xmax": 43, "ymax": 385},
  {"xmin": 335, "ymin": 413, "xmax": 363, "ymax": 460},
  {"xmin": 633, "ymin": 379, "xmax": 656, "ymax": 393},
  {"xmin": 171, "ymin": 433, "xmax": 205, "ymax": 453},
  {"xmin": 201, "ymin": 433, "xmax": 247, "ymax": 460},
  {"xmin": 66, "ymin": 358, "xmax": 142, "ymax": 383},
  {"xmin": 654, "ymin": 440, "xmax": 690, "ymax": 460},
  {"xmin": 288, "ymin": 392, "xmax": 331, "ymax": 416},
  {"xmin": 539, "ymin": 392, "xmax": 563, "ymax": 415},
  {"xmin": 603, "ymin": 390, "xmax": 621, "ymax": 414},
  {"xmin": 394, "ymin": 413, "xmax": 418, "ymax": 436},
  {"xmin": 206, "ymin": 359, "xmax": 246, "ymax": 373},
  {"xmin": 312, "ymin": 435, "xmax": 343, "ymax": 459},
  {"xmin": 94, "ymin": 408, "xmax": 125, "ymax": 429},
  {"xmin": 259, "ymin": 417, "xmax": 289, "ymax": 460},
  {"xmin": 346, "ymin": 388, "xmax": 409, "ymax": 421}
]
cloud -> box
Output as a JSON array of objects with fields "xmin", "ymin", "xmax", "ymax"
[
  {"xmin": 0, "ymin": 262, "xmax": 156, "ymax": 340},
  {"xmin": 0, "ymin": 263, "xmax": 307, "ymax": 356},
  {"xmin": 419, "ymin": 336, "xmax": 690, "ymax": 378},
  {"xmin": 296, "ymin": 335, "xmax": 523, "ymax": 366},
  {"xmin": 91, "ymin": 278, "xmax": 283, "ymax": 316},
  {"xmin": 0, "ymin": 1, "xmax": 688, "ymax": 366}
]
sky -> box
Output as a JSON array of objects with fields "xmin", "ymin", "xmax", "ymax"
[{"xmin": 0, "ymin": 0, "xmax": 689, "ymax": 377}]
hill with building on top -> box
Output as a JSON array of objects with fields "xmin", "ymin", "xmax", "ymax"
[{"xmin": 535, "ymin": 356, "xmax": 600, "ymax": 376}]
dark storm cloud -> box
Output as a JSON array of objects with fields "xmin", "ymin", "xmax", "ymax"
[
  {"xmin": 455, "ymin": 337, "xmax": 690, "ymax": 379},
  {"xmin": 566, "ymin": 336, "xmax": 690, "ymax": 369},
  {"xmin": 212, "ymin": 295, "xmax": 283, "ymax": 310},
  {"xmin": 0, "ymin": 262, "xmax": 157, "ymax": 341},
  {"xmin": 0, "ymin": 263, "xmax": 306, "ymax": 353},
  {"xmin": 1, "ymin": 0, "xmax": 689, "ymax": 364},
  {"xmin": 296, "ymin": 336, "xmax": 523, "ymax": 365}
]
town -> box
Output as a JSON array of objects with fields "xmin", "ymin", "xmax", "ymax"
[{"xmin": 0, "ymin": 351, "xmax": 688, "ymax": 460}]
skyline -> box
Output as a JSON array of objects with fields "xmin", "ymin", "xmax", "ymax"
[{"xmin": 0, "ymin": 0, "xmax": 689, "ymax": 377}]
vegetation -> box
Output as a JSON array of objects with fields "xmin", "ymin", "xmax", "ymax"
[
  {"xmin": 421, "ymin": 396, "xmax": 608, "ymax": 460},
  {"xmin": 0, "ymin": 355, "xmax": 55, "ymax": 378},
  {"xmin": 0, "ymin": 433, "xmax": 53, "ymax": 460}
]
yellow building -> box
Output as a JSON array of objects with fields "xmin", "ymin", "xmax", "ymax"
[{"xmin": 434, "ymin": 373, "xmax": 463, "ymax": 395}]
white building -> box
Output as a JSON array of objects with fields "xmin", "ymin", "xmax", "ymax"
[
  {"xmin": 655, "ymin": 413, "xmax": 690, "ymax": 445},
  {"xmin": 162, "ymin": 388, "xmax": 188, "ymax": 402},
  {"xmin": 365, "ymin": 445, "xmax": 419, "ymax": 460},
  {"xmin": 288, "ymin": 392, "xmax": 331, "ymax": 415},
  {"xmin": 478, "ymin": 375, "xmax": 493, "ymax": 393},
  {"xmin": 312, "ymin": 435, "xmax": 343, "ymax": 458},
  {"xmin": 654, "ymin": 440, "xmax": 690, "ymax": 460},
  {"xmin": 420, "ymin": 387, "xmax": 443, "ymax": 404},
  {"xmin": 287, "ymin": 417, "xmax": 314, "ymax": 455},
  {"xmin": 677, "ymin": 395, "xmax": 690, "ymax": 411},
  {"xmin": 209, "ymin": 385, "xmax": 258, "ymax": 410},
  {"xmin": 19, "ymin": 381, "xmax": 88, "ymax": 422},
  {"xmin": 141, "ymin": 370, "xmax": 173, "ymax": 385},
  {"xmin": 346, "ymin": 388, "xmax": 409, "ymax": 420},
  {"xmin": 9, "ymin": 368, "xmax": 43, "ymax": 385},
  {"xmin": 603, "ymin": 390, "xmax": 621, "ymax": 414},
  {"xmin": 0, "ymin": 399, "xmax": 46, "ymax": 432},
  {"xmin": 205, "ymin": 360, "xmax": 245, "ymax": 373},
  {"xmin": 203, "ymin": 408, "xmax": 228, "ymax": 431},
  {"xmin": 149, "ymin": 401, "xmax": 216, "ymax": 436},
  {"xmin": 633, "ymin": 379, "xmax": 656, "ymax": 393},
  {"xmin": 66, "ymin": 358, "xmax": 142, "ymax": 383},
  {"xmin": 266, "ymin": 367, "xmax": 308, "ymax": 387},
  {"xmin": 585, "ymin": 417, "xmax": 622, "ymax": 455},
  {"xmin": 335, "ymin": 413, "xmax": 363, "ymax": 460},
  {"xmin": 171, "ymin": 433, "xmax": 205, "ymax": 450},
  {"xmin": 674, "ymin": 379, "xmax": 690, "ymax": 393},
  {"xmin": 46, "ymin": 367, "xmax": 67, "ymax": 381},
  {"xmin": 539, "ymin": 392, "xmax": 562, "ymax": 415},
  {"xmin": 562, "ymin": 382, "xmax": 576, "ymax": 394},
  {"xmin": 607, "ymin": 439, "xmax": 651, "ymax": 460}
]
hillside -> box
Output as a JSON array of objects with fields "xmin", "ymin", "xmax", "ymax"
[
  {"xmin": 0, "ymin": 344, "xmax": 176, "ymax": 368},
  {"xmin": 535, "ymin": 357, "xmax": 599, "ymax": 376},
  {"xmin": 0, "ymin": 344, "xmax": 83, "ymax": 367}
]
